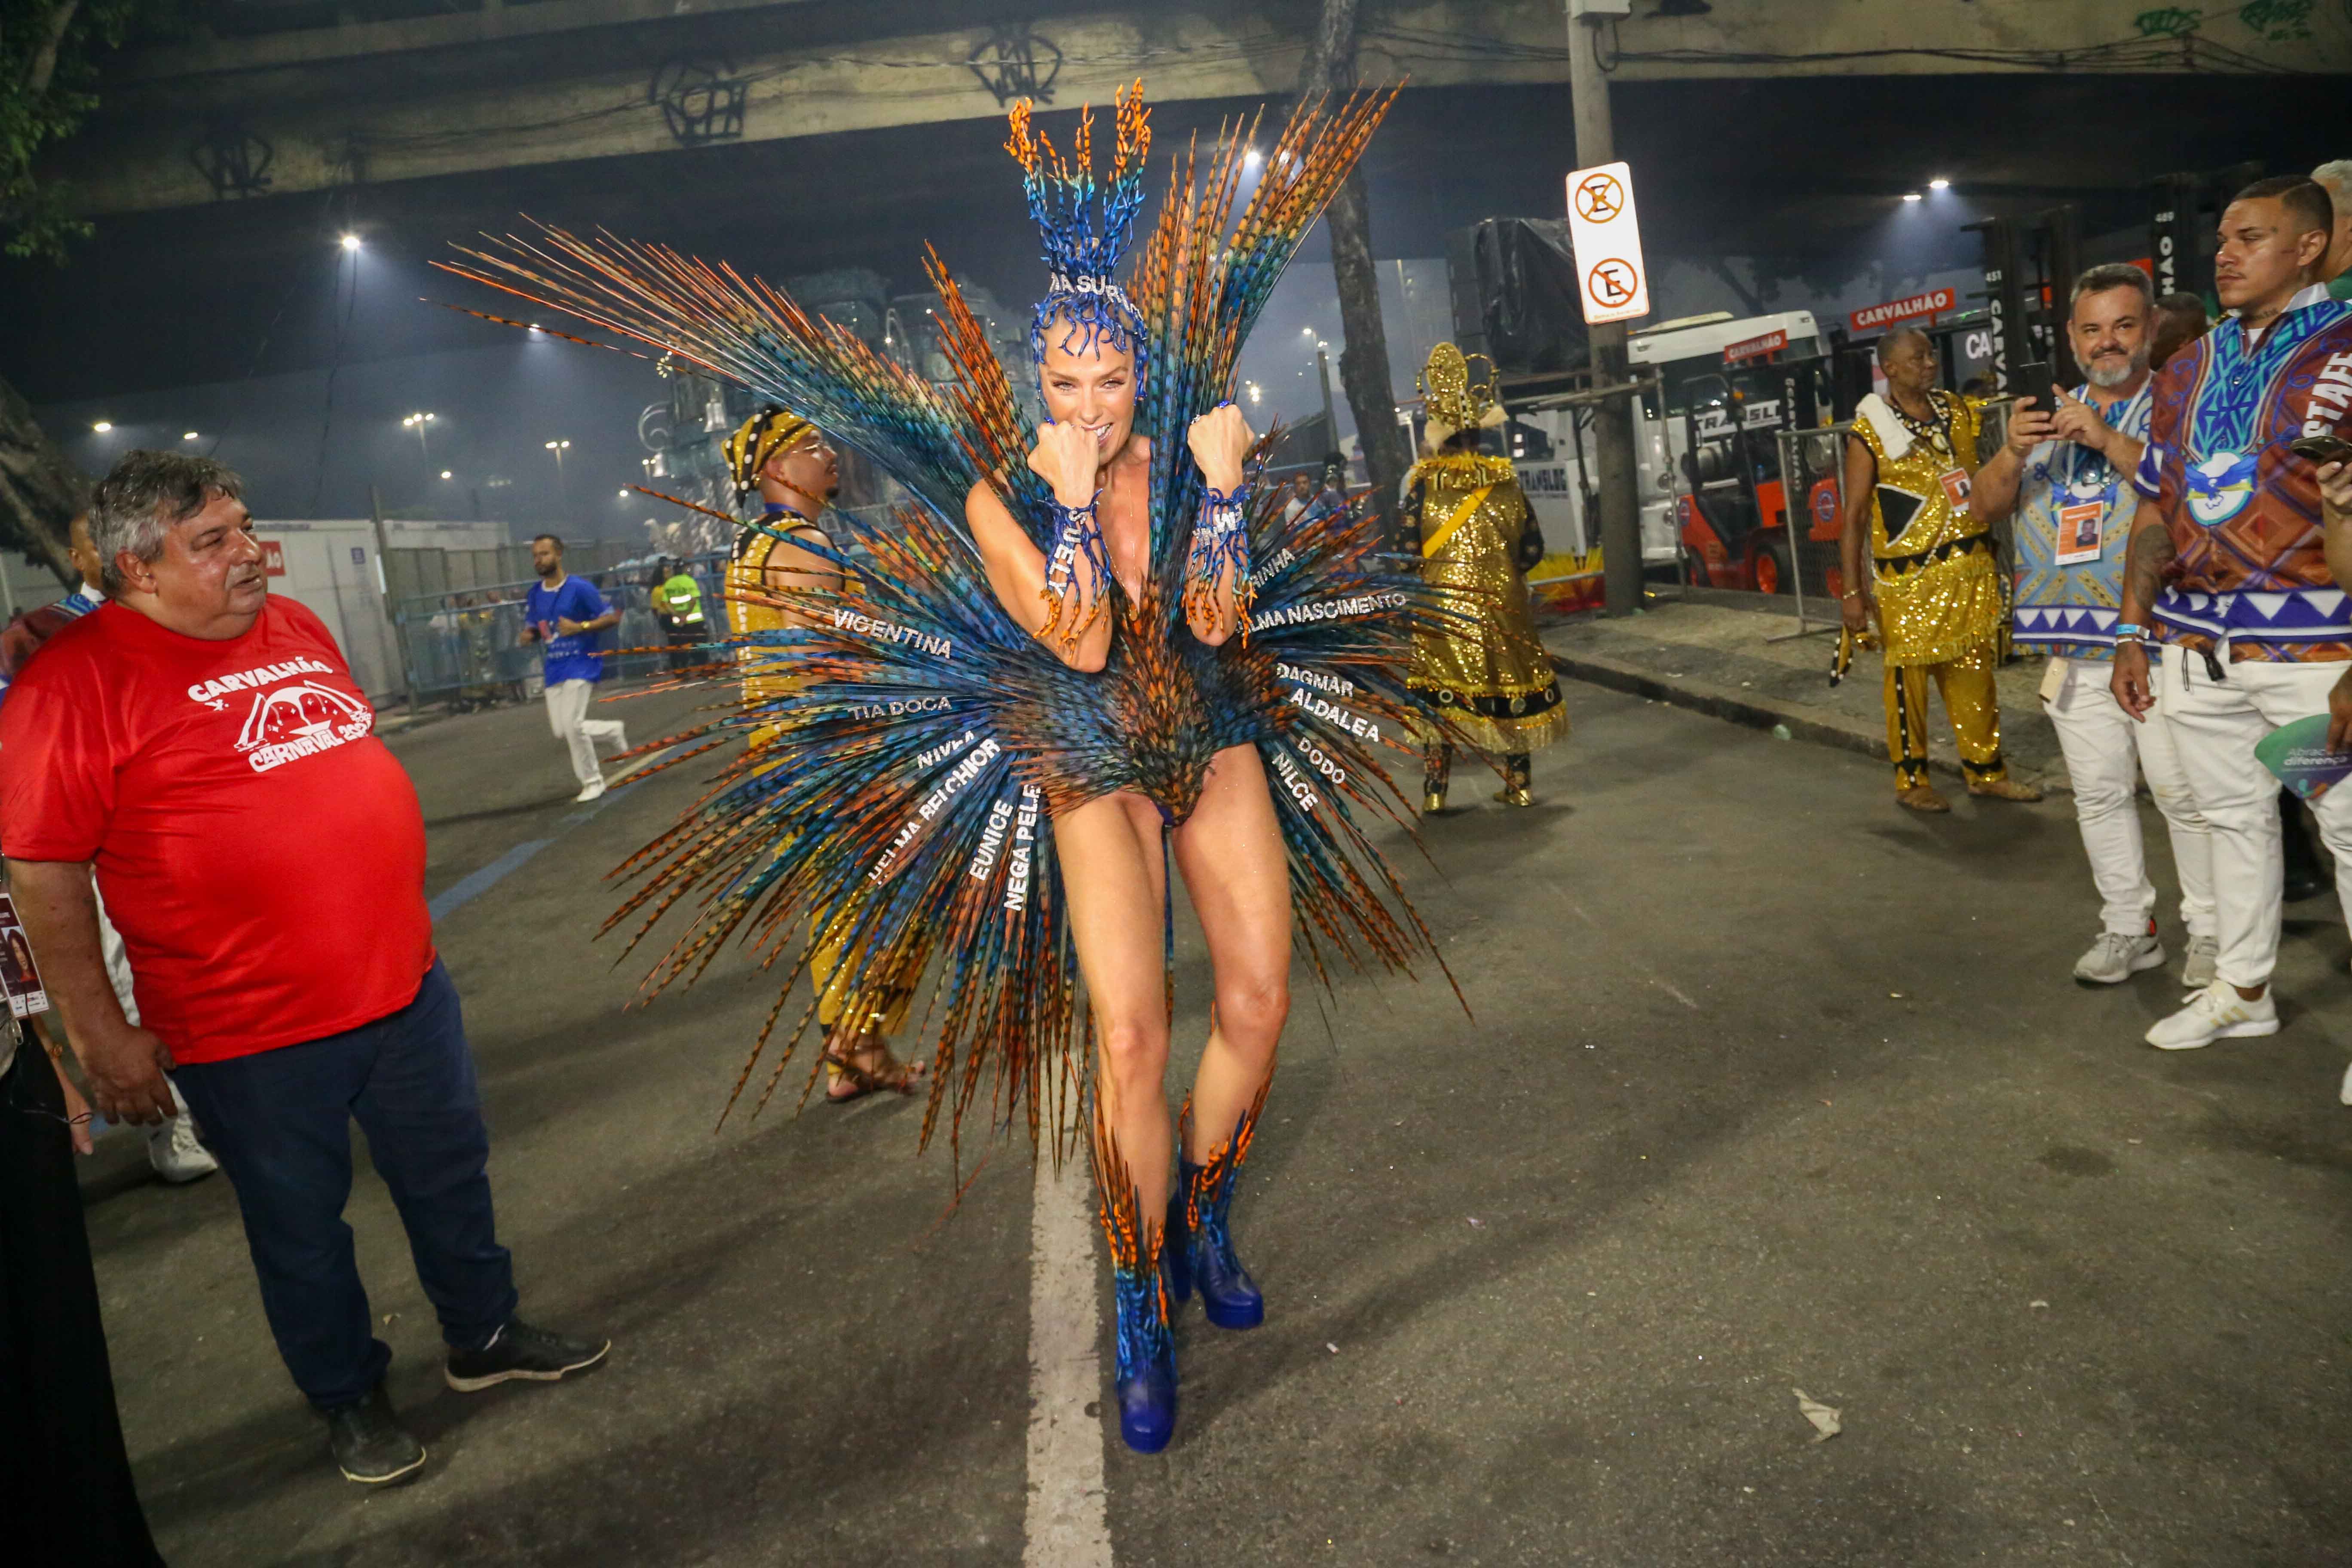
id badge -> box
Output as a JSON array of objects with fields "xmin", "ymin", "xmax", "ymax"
[
  {"xmin": 2053, "ymin": 501, "xmax": 2105, "ymax": 566},
  {"xmin": 1938, "ymin": 466, "xmax": 1973, "ymax": 514}
]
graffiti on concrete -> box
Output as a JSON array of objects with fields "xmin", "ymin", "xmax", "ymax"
[
  {"xmin": 2132, "ymin": 6, "xmax": 2204, "ymax": 35},
  {"xmin": 2234, "ymin": 0, "xmax": 2314, "ymax": 39}
]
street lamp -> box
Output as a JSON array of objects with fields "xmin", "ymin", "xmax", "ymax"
[
  {"xmin": 91, "ymin": 420, "xmax": 113, "ymax": 432},
  {"xmin": 339, "ymin": 233, "xmax": 361, "ymax": 252},
  {"xmin": 182, "ymin": 431, "xmax": 199, "ymax": 441},
  {"xmin": 1929, "ymin": 177, "xmax": 1951, "ymax": 190},
  {"xmin": 544, "ymin": 439, "xmax": 571, "ymax": 492},
  {"xmin": 402, "ymin": 411, "xmax": 437, "ymax": 463},
  {"xmin": 440, "ymin": 470, "xmax": 453, "ymax": 480}
]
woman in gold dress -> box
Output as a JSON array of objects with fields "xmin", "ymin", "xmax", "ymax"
[{"xmin": 1403, "ymin": 344, "xmax": 1569, "ymax": 810}]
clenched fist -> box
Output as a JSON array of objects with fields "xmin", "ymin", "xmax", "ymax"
[
  {"xmin": 1028, "ymin": 420, "xmax": 1105, "ymax": 509},
  {"xmin": 1188, "ymin": 403, "xmax": 1255, "ymax": 496}
]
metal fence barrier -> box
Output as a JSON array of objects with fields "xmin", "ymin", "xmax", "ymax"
[
  {"xmin": 1773, "ymin": 422, "xmax": 1851, "ymax": 639},
  {"xmin": 394, "ymin": 550, "xmax": 732, "ymax": 707}
]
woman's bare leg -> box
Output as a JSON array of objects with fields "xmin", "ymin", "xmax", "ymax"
[
  {"xmin": 1172, "ymin": 744, "xmax": 1292, "ymax": 1156},
  {"xmin": 1053, "ymin": 790, "xmax": 1175, "ymax": 1222}
]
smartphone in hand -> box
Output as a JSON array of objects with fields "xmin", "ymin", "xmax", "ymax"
[{"xmin": 2291, "ymin": 433, "xmax": 2352, "ymax": 466}]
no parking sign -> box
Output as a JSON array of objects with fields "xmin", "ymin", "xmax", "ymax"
[{"xmin": 1566, "ymin": 161, "xmax": 1651, "ymax": 327}]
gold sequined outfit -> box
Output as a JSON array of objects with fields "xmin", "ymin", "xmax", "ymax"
[
  {"xmin": 730, "ymin": 519, "xmax": 913, "ymax": 1035},
  {"xmin": 1853, "ymin": 390, "xmax": 2009, "ymax": 790},
  {"xmin": 1405, "ymin": 451, "xmax": 1570, "ymax": 757}
]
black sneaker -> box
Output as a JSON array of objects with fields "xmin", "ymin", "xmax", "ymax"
[
  {"xmin": 325, "ymin": 1383, "xmax": 427, "ymax": 1485},
  {"xmin": 444, "ymin": 1317, "xmax": 610, "ymax": 1392}
]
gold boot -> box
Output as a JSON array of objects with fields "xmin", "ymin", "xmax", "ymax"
[{"xmin": 1494, "ymin": 752, "xmax": 1533, "ymax": 807}]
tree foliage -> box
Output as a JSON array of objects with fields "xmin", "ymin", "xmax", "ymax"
[{"xmin": 2, "ymin": 0, "xmax": 178, "ymax": 262}]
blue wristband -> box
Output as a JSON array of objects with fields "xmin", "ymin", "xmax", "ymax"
[{"xmin": 2112, "ymin": 622, "xmax": 2144, "ymax": 640}]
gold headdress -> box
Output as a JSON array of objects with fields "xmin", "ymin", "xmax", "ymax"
[
  {"xmin": 723, "ymin": 406, "xmax": 816, "ymax": 494},
  {"xmin": 1418, "ymin": 343, "xmax": 1505, "ymax": 449}
]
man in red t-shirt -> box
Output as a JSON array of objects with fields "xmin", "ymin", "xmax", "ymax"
[{"xmin": 0, "ymin": 452, "xmax": 608, "ymax": 1486}]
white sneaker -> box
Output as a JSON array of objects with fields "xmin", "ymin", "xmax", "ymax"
[
  {"xmin": 574, "ymin": 777, "xmax": 607, "ymax": 803},
  {"xmin": 147, "ymin": 1116, "xmax": 218, "ymax": 1183},
  {"xmin": 2145, "ymin": 980, "xmax": 2280, "ymax": 1051},
  {"xmin": 2181, "ymin": 935, "xmax": 2220, "ymax": 991},
  {"xmin": 2073, "ymin": 929, "xmax": 2165, "ymax": 984}
]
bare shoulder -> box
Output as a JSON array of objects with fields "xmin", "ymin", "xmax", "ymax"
[{"xmin": 967, "ymin": 477, "xmax": 1015, "ymax": 528}]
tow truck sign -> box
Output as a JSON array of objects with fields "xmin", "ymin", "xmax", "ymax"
[
  {"xmin": 1848, "ymin": 287, "xmax": 1957, "ymax": 334},
  {"xmin": 1565, "ymin": 161, "xmax": 1651, "ymax": 326},
  {"xmin": 1723, "ymin": 328, "xmax": 1786, "ymax": 364}
]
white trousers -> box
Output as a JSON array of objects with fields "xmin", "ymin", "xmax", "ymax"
[
  {"xmin": 2043, "ymin": 654, "xmax": 2215, "ymax": 940},
  {"xmin": 2160, "ymin": 651, "xmax": 2352, "ymax": 988},
  {"xmin": 544, "ymin": 677, "xmax": 626, "ymax": 787}
]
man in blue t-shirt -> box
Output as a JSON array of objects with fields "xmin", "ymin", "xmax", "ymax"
[{"xmin": 520, "ymin": 533, "xmax": 627, "ymax": 801}]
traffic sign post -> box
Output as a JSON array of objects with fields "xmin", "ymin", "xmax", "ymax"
[
  {"xmin": 1564, "ymin": 15, "xmax": 1645, "ymax": 618},
  {"xmin": 1565, "ymin": 161, "xmax": 1652, "ymax": 328}
]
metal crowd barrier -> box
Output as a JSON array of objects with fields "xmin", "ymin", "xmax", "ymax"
[
  {"xmin": 1773, "ymin": 422, "xmax": 1852, "ymax": 640},
  {"xmin": 393, "ymin": 549, "xmax": 732, "ymax": 707}
]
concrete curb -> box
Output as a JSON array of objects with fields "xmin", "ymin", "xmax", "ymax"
[{"xmin": 1550, "ymin": 647, "xmax": 2058, "ymax": 791}]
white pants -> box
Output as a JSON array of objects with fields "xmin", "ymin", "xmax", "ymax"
[
  {"xmin": 545, "ymin": 677, "xmax": 626, "ymax": 787},
  {"xmin": 2043, "ymin": 654, "xmax": 2215, "ymax": 940},
  {"xmin": 2160, "ymin": 651, "xmax": 2352, "ymax": 988}
]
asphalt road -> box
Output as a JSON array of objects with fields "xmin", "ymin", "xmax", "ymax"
[{"xmin": 84, "ymin": 677, "xmax": 2352, "ymax": 1567}]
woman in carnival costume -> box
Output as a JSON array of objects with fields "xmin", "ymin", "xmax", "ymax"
[
  {"xmin": 443, "ymin": 81, "xmax": 1464, "ymax": 1454},
  {"xmin": 1403, "ymin": 343, "xmax": 1568, "ymax": 811}
]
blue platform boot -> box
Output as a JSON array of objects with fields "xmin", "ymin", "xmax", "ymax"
[
  {"xmin": 1170, "ymin": 1084, "xmax": 1269, "ymax": 1331},
  {"xmin": 1092, "ymin": 1107, "xmax": 1177, "ymax": 1453}
]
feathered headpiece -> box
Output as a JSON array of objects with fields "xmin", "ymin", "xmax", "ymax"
[
  {"xmin": 724, "ymin": 405, "xmax": 816, "ymax": 494},
  {"xmin": 1006, "ymin": 82, "xmax": 1152, "ymax": 366},
  {"xmin": 1418, "ymin": 343, "xmax": 1506, "ymax": 448}
]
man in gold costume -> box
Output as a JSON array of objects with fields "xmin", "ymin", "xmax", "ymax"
[
  {"xmin": 723, "ymin": 407, "xmax": 925, "ymax": 1099},
  {"xmin": 1403, "ymin": 344, "xmax": 1569, "ymax": 811},
  {"xmin": 1837, "ymin": 328, "xmax": 2042, "ymax": 812}
]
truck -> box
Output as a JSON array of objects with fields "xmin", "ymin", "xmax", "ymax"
[{"xmin": 1498, "ymin": 309, "xmax": 1838, "ymax": 596}]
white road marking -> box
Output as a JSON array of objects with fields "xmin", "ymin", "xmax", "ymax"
[
  {"xmin": 1554, "ymin": 892, "xmax": 1703, "ymax": 1010},
  {"xmin": 1024, "ymin": 1155, "xmax": 1114, "ymax": 1567}
]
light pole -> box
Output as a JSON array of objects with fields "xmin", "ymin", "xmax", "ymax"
[
  {"xmin": 544, "ymin": 438, "xmax": 571, "ymax": 498},
  {"xmin": 402, "ymin": 411, "xmax": 437, "ymax": 466}
]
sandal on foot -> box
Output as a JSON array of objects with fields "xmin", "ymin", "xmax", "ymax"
[
  {"xmin": 1896, "ymin": 785, "xmax": 1950, "ymax": 813},
  {"xmin": 824, "ymin": 1041, "xmax": 926, "ymax": 1102}
]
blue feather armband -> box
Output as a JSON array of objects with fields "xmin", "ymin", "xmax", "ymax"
[
  {"xmin": 1185, "ymin": 484, "xmax": 1254, "ymax": 637},
  {"xmin": 1040, "ymin": 495, "xmax": 1112, "ymax": 646}
]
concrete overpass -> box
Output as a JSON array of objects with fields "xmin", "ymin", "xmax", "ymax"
[{"xmin": 61, "ymin": 0, "xmax": 2348, "ymax": 217}]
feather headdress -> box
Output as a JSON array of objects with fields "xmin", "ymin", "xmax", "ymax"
[{"xmin": 1009, "ymin": 83, "xmax": 1152, "ymax": 366}]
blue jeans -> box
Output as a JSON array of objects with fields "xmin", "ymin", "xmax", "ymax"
[{"xmin": 175, "ymin": 959, "xmax": 517, "ymax": 1409}]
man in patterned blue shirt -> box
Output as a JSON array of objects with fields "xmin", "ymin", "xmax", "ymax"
[{"xmin": 1976, "ymin": 263, "xmax": 2216, "ymax": 988}]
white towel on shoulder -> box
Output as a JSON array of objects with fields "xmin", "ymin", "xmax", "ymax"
[{"xmin": 1854, "ymin": 393, "xmax": 1914, "ymax": 465}]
